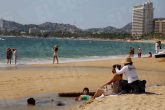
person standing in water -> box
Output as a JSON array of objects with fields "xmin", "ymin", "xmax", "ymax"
[
  {"xmin": 53, "ymin": 45, "xmax": 59, "ymax": 64},
  {"xmin": 6, "ymin": 48, "xmax": 12, "ymax": 64},
  {"xmin": 129, "ymin": 47, "xmax": 134, "ymax": 57},
  {"xmin": 12, "ymin": 48, "xmax": 17, "ymax": 64},
  {"xmin": 138, "ymin": 47, "xmax": 142, "ymax": 58},
  {"xmin": 155, "ymin": 41, "xmax": 160, "ymax": 53}
]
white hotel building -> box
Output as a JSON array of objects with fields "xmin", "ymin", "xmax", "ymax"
[{"xmin": 132, "ymin": 1, "xmax": 154, "ymax": 36}]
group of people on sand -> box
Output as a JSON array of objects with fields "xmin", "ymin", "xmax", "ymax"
[
  {"xmin": 6, "ymin": 48, "xmax": 17, "ymax": 64},
  {"xmin": 76, "ymin": 57, "xmax": 146, "ymax": 104}
]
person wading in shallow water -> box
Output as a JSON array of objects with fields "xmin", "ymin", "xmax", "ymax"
[
  {"xmin": 138, "ymin": 47, "xmax": 142, "ymax": 58},
  {"xmin": 6, "ymin": 48, "xmax": 13, "ymax": 64},
  {"xmin": 53, "ymin": 45, "xmax": 59, "ymax": 64},
  {"xmin": 12, "ymin": 48, "xmax": 17, "ymax": 64}
]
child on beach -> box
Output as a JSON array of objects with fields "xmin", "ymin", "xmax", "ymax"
[
  {"xmin": 75, "ymin": 88, "xmax": 91, "ymax": 101},
  {"xmin": 148, "ymin": 52, "xmax": 152, "ymax": 58}
]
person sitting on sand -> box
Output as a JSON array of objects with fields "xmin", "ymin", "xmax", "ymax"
[
  {"xmin": 115, "ymin": 57, "xmax": 140, "ymax": 93},
  {"xmin": 148, "ymin": 52, "xmax": 152, "ymax": 58},
  {"xmin": 75, "ymin": 87, "xmax": 91, "ymax": 101},
  {"xmin": 85, "ymin": 65, "xmax": 123, "ymax": 104}
]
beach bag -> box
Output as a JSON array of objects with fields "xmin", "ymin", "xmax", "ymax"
[
  {"xmin": 138, "ymin": 80, "xmax": 146, "ymax": 93},
  {"xmin": 120, "ymin": 80, "xmax": 130, "ymax": 93},
  {"xmin": 119, "ymin": 80, "xmax": 146, "ymax": 94},
  {"xmin": 129, "ymin": 80, "xmax": 146, "ymax": 93}
]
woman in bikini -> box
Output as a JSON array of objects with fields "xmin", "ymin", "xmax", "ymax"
[
  {"xmin": 53, "ymin": 45, "xmax": 59, "ymax": 64},
  {"xmin": 86, "ymin": 65, "xmax": 123, "ymax": 104}
]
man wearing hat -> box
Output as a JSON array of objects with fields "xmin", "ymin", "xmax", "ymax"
[{"xmin": 115, "ymin": 57, "xmax": 140, "ymax": 93}]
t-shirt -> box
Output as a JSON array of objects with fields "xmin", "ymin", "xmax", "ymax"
[{"xmin": 115, "ymin": 65, "xmax": 139, "ymax": 83}]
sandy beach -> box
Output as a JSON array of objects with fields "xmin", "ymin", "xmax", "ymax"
[
  {"xmin": 0, "ymin": 57, "xmax": 165, "ymax": 109},
  {"xmin": 73, "ymin": 85, "xmax": 165, "ymax": 110}
]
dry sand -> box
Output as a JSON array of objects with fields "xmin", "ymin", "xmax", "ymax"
[
  {"xmin": 0, "ymin": 57, "xmax": 165, "ymax": 109},
  {"xmin": 73, "ymin": 85, "xmax": 165, "ymax": 110}
]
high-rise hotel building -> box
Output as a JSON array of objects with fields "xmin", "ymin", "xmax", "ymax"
[
  {"xmin": 132, "ymin": 1, "xmax": 154, "ymax": 36},
  {"xmin": 0, "ymin": 18, "xmax": 4, "ymax": 29}
]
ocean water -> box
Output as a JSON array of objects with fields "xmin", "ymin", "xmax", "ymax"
[{"xmin": 0, "ymin": 36, "xmax": 164, "ymax": 65}]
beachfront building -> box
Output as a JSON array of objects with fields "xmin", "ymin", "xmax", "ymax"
[
  {"xmin": 29, "ymin": 27, "xmax": 40, "ymax": 34},
  {"xmin": 132, "ymin": 0, "xmax": 154, "ymax": 36},
  {"xmin": 154, "ymin": 18, "xmax": 165, "ymax": 34},
  {"xmin": 0, "ymin": 18, "xmax": 4, "ymax": 29}
]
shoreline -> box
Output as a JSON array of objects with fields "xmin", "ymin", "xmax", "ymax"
[
  {"xmin": 0, "ymin": 55, "xmax": 126, "ymax": 67},
  {"xmin": 1, "ymin": 35, "xmax": 165, "ymax": 44}
]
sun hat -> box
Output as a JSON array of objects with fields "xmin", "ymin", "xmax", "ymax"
[{"xmin": 122, "ymin": 57, "xmax": 132, "ymax": 64}]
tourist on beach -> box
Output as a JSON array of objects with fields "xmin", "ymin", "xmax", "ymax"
[
  {"xmin": 155, "ymin": 41, "xmax": 160, "ymax": 53},
  {"xmin": 129, "ymin": 47, "xmax": 134, "ymax": 57},
  {"xmin": 53, "ymin": 45, "xmax": 59, "ymax": 64},
  {"xmin": 148, "ymin": 52, "xmax": 152, "ymax": 58},
  {"xmin": 12, "ymin": 48, "xmax": 17, "ymax": 64},
  {"xmin": 85, "ymin": 65, "xmax": 123, "ymax": 104},
  {"xmin": 129, "ymin": 47, "xmax": 132, "ymax": 57},
  {"xmin": 75, "ymin": 87, "xmax": 91, "ymax": 101},
  {"xmin": 115, "ymin": 57, "xmax": 140, "ymax": 93},
  {"xmin": 132, "ymin": 48, "xmax": 135, "ymax": 57},
  {"xmin": 138, "ymin": 47, "xmax": 142, "ymax": 58},
  {"xmin": 158, "ymin": 41, "xmax": 162, "ymax": 49},
  {"xmin": 6, "ymin": 48, "xmax": 13, "ymax": 64}
]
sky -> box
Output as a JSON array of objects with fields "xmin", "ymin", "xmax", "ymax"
[{"xmin": 0, "ymin": 0, "xmax": 164, "ymax": 29}]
